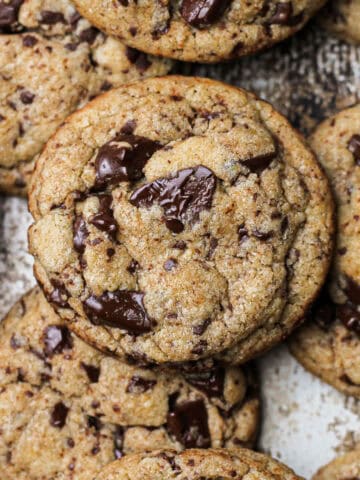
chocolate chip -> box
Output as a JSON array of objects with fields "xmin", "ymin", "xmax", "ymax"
[
  {"xmin": 81, "ymin": 362, "xmax": 100, "ymax": 382},
  {"xmin": 100, "ymin": 80, "xmax": 113, "ymax": 91},
  {"xmin": 237, "ymin": 224, "xmax": 249, "ymax": 243},
  {"xmin": 173, "ymin": 240, "xmax": 187, "ymax": 250},
  {"xmin": 0, "ymin": 0, "xmax": 23, "ymax": 29},
  {"xmin": 20, "ymin": 90, "xmax": 35, "ymax": 104},
  {"xmin": 180, "ymin": 0, "xmax": 231, "ymax": 27},
  {"xmin": 83, "ymin": 290, "xmax": 152, "ymax": 334},
  {"xmin": 130, "ymin": 166, "xmax": 216, "ymax": 234},
  {"xmin": 114, "ymin": 426, "xmax": 124, "ymax": 459},
  {"xmin": 345, "ymin": 276, "xmax": 360, "ymax": 305},
  {"xmin": 126, "ymin": 375, "xmax": 157, "ymax": 393},
  {"xmin": 314, "ymin": 298, "xmax": 336, "ymax": 330},
  {"xmin": 89, "ymin": 195, "xmax": 117, "ymax": 240},
  {"xmin": 94, "ymin": 134, "xmax": 160, "ymax": 188},
  {"xmin": 125, "ymin": 47, "xmax": 151, "ymax": 72},
  {"xmin": 183, "ymin": 365, "xmax": 225, "ymax": 398},
  {"xmin": 118, "ymin": 0, "xmax": 129, "ymax": 5},
  {"xmin": 348, "ymin": 135, "xmax": 360, "ymax": 164},
  {"xmin": 73, "ymin": 215, "xmax": 89, "ymax": 253},
  {"xmin": 79, "ymin": 26, "xmax": 98, "ymax": 44},
  {"xmin": 206, "ymin": 236, "xmax": 218, "ymax": 259},
  {"xmin": 167, "ymin": 398, "xmax": 211, "ymax": 448},
  {"xmin": 40, "ymin": 10, "xmax": 66, "ymax": 25},
  {"xmin": 120, "ymin": 119, "xmax": 137, "ymax": 135},
  {"xmin": 50, "ymin": 402, "xmax": 69, "ymax": 428},
  {"xmin": 191, "ymin": 340, "xmax": 207, "ymax": 356},
  {"xmin": 164, "ymin": 258, "xmax": 177, "ymax": 271},
  {"xmin": 337, "ymin": 303, "xmax": 360, "ymax": 335},
  {"xmin": 193, "ymin": 318, "xmax": 211, "ymax": 336},
  {"xmin": 87, "ymin": 415, "xmax": 103, "ymax": 430},
  {"xmin": 43, "ymin": 325, "xmax": 73, "ymax": 357},
  {"xmin": 10, "ymin": 334, "xmax": 21, "ymax": 349},
  {"xmin": 270, "ymin": 2, "xmax": 292, "ymax": 24},
  {"xmin": 242, "ymin": 150, "xmax": 277, "ymax": 174},
  {"xmin": 48, "ymin": 280, "xmax": 69, "ymax": 308}
]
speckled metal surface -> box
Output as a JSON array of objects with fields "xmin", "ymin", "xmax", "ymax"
[{"xmin": 0, "ymin": 21, "xmax": 359, "ymax": 479}]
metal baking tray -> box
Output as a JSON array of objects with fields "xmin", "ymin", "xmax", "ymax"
[{"xmin": 1, "ymin": 21, "xmax": 359, "ymax": 479}]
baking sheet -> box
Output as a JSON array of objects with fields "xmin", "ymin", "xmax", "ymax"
[{"xmin": 1, "ymin": 21, "xmax": 360, "ymax": 479}]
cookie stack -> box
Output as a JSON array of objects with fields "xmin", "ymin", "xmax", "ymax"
[{"xmin": 0, "ymin": 1, "xmax": 359, "ymax": 479}]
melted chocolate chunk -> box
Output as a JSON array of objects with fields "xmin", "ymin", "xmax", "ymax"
[
  {"xmin": 348, "ymin": 135, "xmax": 360, "ymax": 164},
  {"xmin": 130, "ymin": 166, "xmax": 216, "ymax": 233},
  {"xmin": 183, "ymin": 366, "xmax": 225, "ymax": 398},
  {"xmin": 20, "ymin": 91, "xmax": 35, "ymax": 104},
  {"xmin": 180, "ymin": 0, "xmax": 231, "ymax": 27},
  {"xmin": 337, "ymin": 304, "xmax": 360, "ymax": 335},
  {"xmin": 81, "ymin": 362, "xmax": 100, "ymax": 382},
  {"xmin": 167, "ymin": 398, "xmax": 211, "ymax": 448},
  {"xmin": 94, "ymin": 134, "xmax": 160, "ymax": 188},
  {"xmin": 23, "ymin": 35, "xmax": 38, "ymax": 47},
  {"xmin": 87, "ymin": 415, "xmax": 103, "ymax": 430},
  {"xmin": 114, "ymin": 426, "xmax": 124, "ymax": 459},
  {"xmin": 237, "ymin": 224, "xmax": 249, "ymax": 243},
  {"xmin": 89, "ymin": 195, "xmax": 117, "ymax": 240},
  {"xmin": 125, "ymin": 47, "xmax": 151, "ymax": 72},
  {"xmin": 193, "ymin": 318, "xmax": 211, "ymax": 336},
  {"xmin": 83, "ymin": 290, "xmax": 152, "ymax": 334},
  {"xmin": 73, "ymin": 215, "xmax": 89, "ymax": 253},
  {"xmin": 313, "ymin": 298, "xmax": 336, "ymax": 330},
  {"xmin": 40, "ymin": 10, "xmax": 66, "ymax": 24},
  {"xmin": 126, "ymin": 375, "xmax": 157, "ymax": 393},
  {"xmin": 120, "ymin": 119, "xmax": 136, "ymax": 135},
  {"xmin": 164, "ymin": 258, "xmax": 178, "ymax": 271},
  {"xmin": 79, "ymin": 26, "xmax": 98, "ymax": 44},
  {"xmin": 270, "ymin": 2, "xmax": 292, "ymax": 24},
  {"xmin": 242, "ymin": 150, "xmax": 277, "ymax": 174},
  {"xmin": 48, "ymin": 280, "xmax": 69, "ymax": 308},
  {"xmin": 345, "ymin": 277, "xmax": 360, "ymax": 305},
  {"xmin": 50, "ymin": 402, "xmax": 69, "ymax": 428},
  {"xmin": 0, "ymin": 0, "xmax": 23, "ymax": 30},
  {"xmin": 43, "ymin": 325, "xmax": 73, "ymax": 357}
]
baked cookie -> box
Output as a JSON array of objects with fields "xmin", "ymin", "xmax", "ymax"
[
  {"xmin": 289, "ymin": 105, "xmax": 360, "ymax": 397},
  {"xmin": 313, "ymin": 449, "xmax": 360, "ymax": 480},
  {"xmin": 0, "ymin": 0, "xmax": 172, "ymax": 196},
  {"xmin": 0, "ymin": 287, "xmax": 260, "ymax": 480},
  {"xmin": 91, "ymin": 448, "xmax": 303, "ymax": 480},
  {"xmin": 71, "ymin": 0, "xmax": 327, "ymax": 63},
  {"xmin": 318, "ymin": 0, "xmax": 360, "ymax": 45},
  {"xmin": 28, "ymin": 76, "xmax": 333, "ymax": 365}
]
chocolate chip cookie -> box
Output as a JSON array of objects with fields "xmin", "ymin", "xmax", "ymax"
[
  {"xmin": 91, "ymin": 448, "xmax": 303, "ymax": 480},
  {"xmin": 28, "ymin": 76, "xmax": 334, "ymax": 365},
  {"xmin": 71, "ymin": 0, "xmax": 327, "ymax": 63},
  {"xmin": 289, "ymin": 105, "xmax": 360, "ymax": 397},
  {"xmin": 0, "ymin": 0, "xmax": 172, "ymax": 196},
  {"xmin": 318, "ymin": 0, "xmax": 360, "ymax": 44},
  {"xmin": 0, "ymin": 287, "xmax": 260, "ymax": 479},
  {"xmin": 313, "ymin": 449, "xmax": 360, "ymax": 480}
]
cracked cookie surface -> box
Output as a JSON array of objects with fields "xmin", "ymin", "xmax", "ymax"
[
  {"xmin": 92, "ymin": 448, "xmax": 303, "ymax": 480},
  {"xmin": 318, "ymin": 0, "xmax": 360, "ymax": 44},
  {"xmin": 0, "ymin": 0, "xmax": 172, "ymax": 196},
  {"xmin": 289, "ymin": 105, "xmax": 360, "ymax": 398},
  {"xmin": 313, "ymin": 448, "xmax": 360, "ymax": 480},
  {"xmin": 72, "ymin": 0, "xmax": 326, "ymax": 63},
  {"xmin": 29, "ymin": 76, "xmax": 333, "ymax": 365},
  {"xmin": 0, "ymin": 287, "xmax": 260, "ymax": 480}
]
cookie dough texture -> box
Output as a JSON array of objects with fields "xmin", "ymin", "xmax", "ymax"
[
  {"xmin": 29, "ymin": 76, "xmax": 334, "ymax": 365},
  {"xmin": 0, "ymin": 287, "xmax": 260, "ymax": 480},
  {"xmin": 0, "ymin": 0, "xmax": 172, "ymax": 196},
  {"xmin": 313, "ymin": 449, "xmax": 360, "ymax": 480},
  {"xmin": 289, "ymin": 105, "xmax": 360, "ymax": 397},
  {"xmin": 92, "ymin": 448, "xmax": 303, "ymax": 480},
  {"xmin": 72, "ymin": 0, "xmax": 327, "ymax": 63},
  {"xmin": 319, "ymin": 0, "xmax": 360, "ymax": 44}
]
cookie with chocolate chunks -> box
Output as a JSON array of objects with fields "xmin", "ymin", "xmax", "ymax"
[
  {"xmin": 313, "ymin": 448, "xmax": 360, "ymax": 480},
  {"xmin": 0, "ymin": 0, "xmax": 172, "ymax": 196},
  {"xmin": 72, "ymin": 0, "xmax": 326, "ymax": 62},
  {"xmin": 91, "ymin": 448, "xmax": 303, "ymax": 480},
  {"xmin": 0, "ymin": 288, "xmax": 260, "ymax": 479},
  {"xmin": 29, "ymin": 76, "xmax": 333, "ymax": 365},
  {"xmin": 290, "ymin": 104, "xmax": 360, "ymax": 398},
  {"xmin": 318, "ymin": 0, "xmax": 360, "ymax": 45}
]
